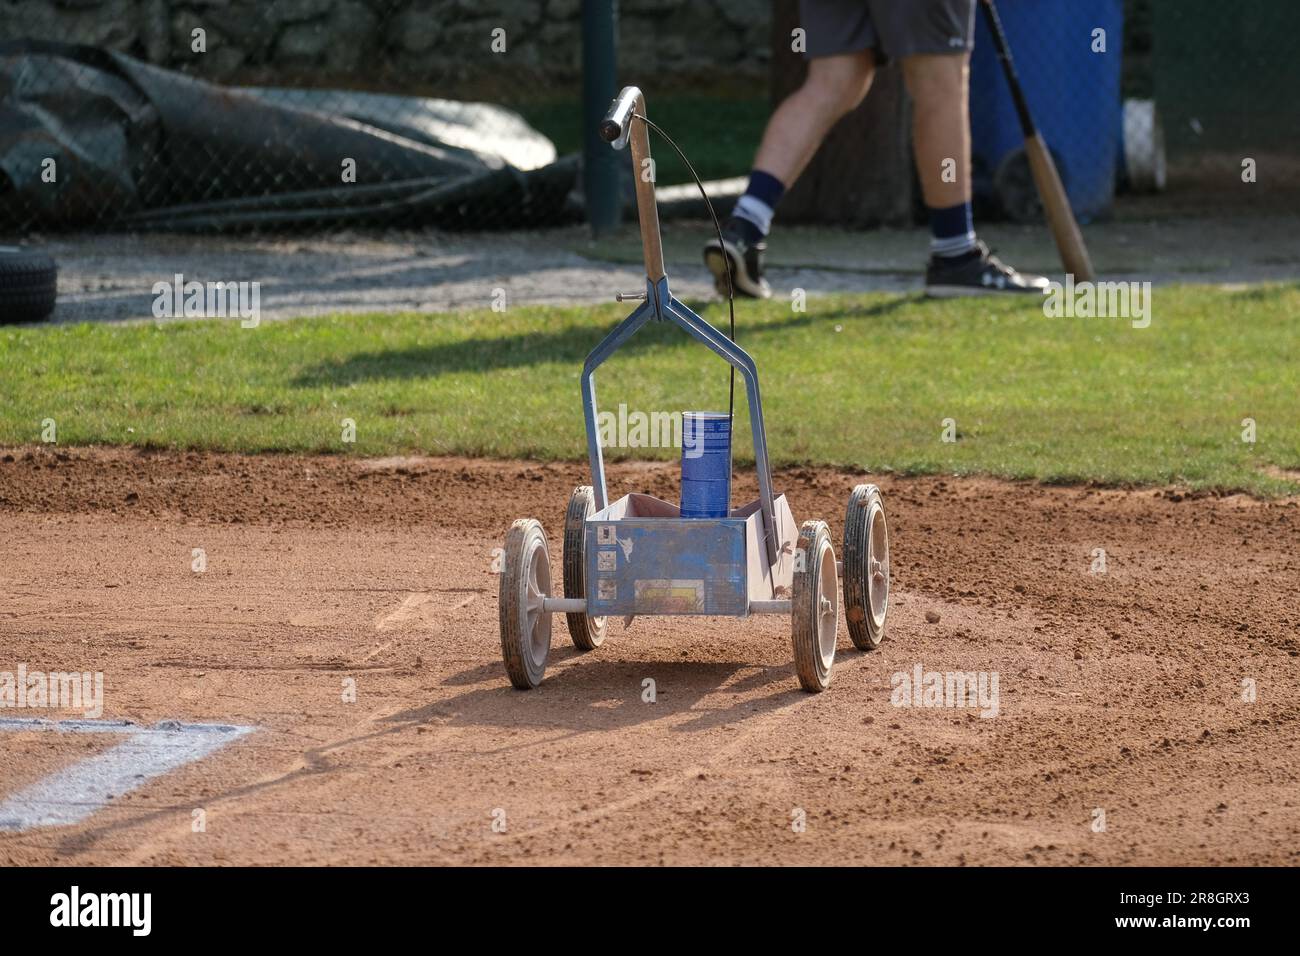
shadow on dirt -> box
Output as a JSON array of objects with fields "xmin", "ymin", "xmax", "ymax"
[{"xmin": 386, "ymin": 658, "xmax": 804, "ymax": 743}]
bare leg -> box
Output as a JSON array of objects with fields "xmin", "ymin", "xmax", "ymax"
[
  {"xmin": 906, "ymin": 53, "xmax": 1049, "ymax": 295},
  {"xmin": 705, "ymin": 51, "xmax": 877, "ymax": 299},
  {"xmin": 901, "ymin": 52, "xmax": 972, "ymax": 208},
  {"xmin": 752, "ymin": 50, "xmax": 877, "ymax": 186}
]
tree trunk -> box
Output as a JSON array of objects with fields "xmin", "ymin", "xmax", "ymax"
[{"xmin": 769, "ymin": 0, "xmax": 914, "ymax": 226}]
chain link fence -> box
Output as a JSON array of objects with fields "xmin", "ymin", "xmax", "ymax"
[
  {"xmin": 0, "ymin": 0, "xmax": 767, "ymax": 234},
  {"xmin": 0, "ymin": 0, "xmax": 1294, "ymax": 236},
  {"xmin": 968, "ymin": 0, "xmax": 1299, "ymax": 223}
]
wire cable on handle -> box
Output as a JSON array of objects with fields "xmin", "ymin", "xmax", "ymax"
[{"xmin": 632, "ymin": 112, "xmax": 737, "ymax": 428}]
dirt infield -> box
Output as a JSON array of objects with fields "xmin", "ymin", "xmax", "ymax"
[{"xmin": 1, "ymin": 447, "xmax": 1298, "ymax": 865}]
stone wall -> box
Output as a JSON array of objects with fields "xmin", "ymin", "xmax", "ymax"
[{"xmin": 1, "ymin": 0, "xmax": 772, "ymax": 89}]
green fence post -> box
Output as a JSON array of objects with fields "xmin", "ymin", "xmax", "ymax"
[{"xmin": 582, "ymin": 0, "xmax": 620, "ymax": 236}]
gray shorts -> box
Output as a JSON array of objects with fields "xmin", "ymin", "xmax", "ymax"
[{"xmin": 798, "ymin": 0, "xmax": 976, "ymax": 61}]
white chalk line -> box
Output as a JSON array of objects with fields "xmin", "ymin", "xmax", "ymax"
[{"xmin": 0, "ymin": 717, "xmax": 253, "ymax": 832}]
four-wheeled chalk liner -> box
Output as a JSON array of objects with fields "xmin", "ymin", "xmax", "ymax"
[{"xmin": 498, "ymin": 87, "xmax": 892, "ymax": 692}]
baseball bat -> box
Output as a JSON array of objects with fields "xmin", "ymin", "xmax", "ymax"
[{"xmin": 978, "ymin": 0, "xmax": 1095, "ymax": 281}]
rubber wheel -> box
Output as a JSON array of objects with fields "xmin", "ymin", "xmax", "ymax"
[
  {"xmin": 843, "ymin": 484, "xmax": 889, "ymax": 651},
  {"xmin": 791, "ymin": 520, "xmax": 838, "ymax": 693},
  {"xmin": 563, "ymin": 485, "xmax": 607, "ymax": 650},
  {"xmin": 0, "ymin": 246, "xmax": 58, "ymax": 323},
  {"xmin": 499, "ymin": 518, "xmax": 553, "ymax": 689}
]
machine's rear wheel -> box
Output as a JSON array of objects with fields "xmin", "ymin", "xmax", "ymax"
[
  {"xmin": 843, "ymin": 484, "xmax": 889, "ymax": 651},
  {"xmin": 563, "ymin": 485, "xmax": 607, "ymax": 650},
  {"xmin": 791, "ymin": 520, "xmax": 838, "ymax": 693},
  {"xmin": 499, "ymin": 519, "xmax": 553, "ymax": 689}
]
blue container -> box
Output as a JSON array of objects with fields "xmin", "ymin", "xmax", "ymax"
[
  {"xmin": 680, "ymin": 411, "xmax": 731, "ymax": 518},
  {"xmin": 970, "ymin": 0, "xmax": 1123, "ymax": 222}
]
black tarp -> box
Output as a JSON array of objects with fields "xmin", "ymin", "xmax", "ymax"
[{"xmin": 0, "ymin": 39, "xmax": 578, "ymax": 231}]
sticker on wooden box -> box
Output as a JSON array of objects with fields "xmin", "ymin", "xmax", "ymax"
[
  {"xmin": 597, "ymin": 550, "xmax": 617, "ymax": 571},
  {"xmin": 634, "ymin": 579, "xmax": 704, "ymax": 613}
]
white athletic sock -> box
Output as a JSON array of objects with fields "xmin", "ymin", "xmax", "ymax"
[
  {"xmin": 732, "ymin": 194, "xmax": 775, "ymax": 237},
  {"xmin": 931, "ymin": 230, "xmax": 979, "ymax": 258}
]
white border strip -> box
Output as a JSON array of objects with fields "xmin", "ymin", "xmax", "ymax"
[{"xmin": 0, "ymin": 717, "xmax": 253, "ymax": 832}]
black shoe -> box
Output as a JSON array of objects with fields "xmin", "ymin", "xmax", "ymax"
[
  {"xmin": 924, "ymin": 241, "xmax": 1050, "ymax": 298},
  {"xmin": 703, "ymin": 219, "xmax": 772, "ymax": 300}
]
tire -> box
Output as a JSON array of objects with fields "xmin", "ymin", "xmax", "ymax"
[
  {"xmin": 0, "ymin": 246, "xmax": 58, "ymax": 324},
  {"xmin": 563, "ymin": 485, "xmax": 607, "ymax": 650},
  {"xmin": 499, "ymin": 519, "xmax": 553, "ymax": 689},
  {"xmin": 791, "ymin": 519, "xmax": 838, "ymax": 693},
  {"xmin": 843, "ymin": 484, "xmax": 890, "ymax": 651}
]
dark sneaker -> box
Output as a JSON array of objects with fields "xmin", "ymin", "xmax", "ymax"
[
  {"xmin": 703, "ymin": 219, "xmax": 772, "ymax": 299},
  {"xmin": 924, "ymin": 241, "xmax": 1050, "ymax": 298}
]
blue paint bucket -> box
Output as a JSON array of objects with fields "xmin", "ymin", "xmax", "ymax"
[{"xmin": 680, "ymin": 411, "xmax": 731, "ymax": 518}]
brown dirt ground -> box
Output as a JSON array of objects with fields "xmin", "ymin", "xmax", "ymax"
[{"xmin": 0, "ymin": 446, "xmax": 1298, "ymax": 866}]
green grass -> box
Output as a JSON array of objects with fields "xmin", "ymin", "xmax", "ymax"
[
  {"xmin": 2, "ymin": 284, "xmax": 1298, "ymax": 495},
  {"xmin": 519, "ymin": 93, "xmax": 770, "ymax": 185}
]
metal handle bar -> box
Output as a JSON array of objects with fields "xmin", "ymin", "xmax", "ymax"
[
  {"xmin": 585, "ymin": 87, "xmax": 779, "ymax": 567},
  {"xmin": 599, "ymin": 86, "xmax": 664, "ymax": 283},
  {"xmin": 599, "ymin": 85, "xmax": 640, "ymax": 149}
]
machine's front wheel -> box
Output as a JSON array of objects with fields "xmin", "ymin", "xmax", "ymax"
[
  {"xmin": 791, "ymin": 520, "xmax": 839, "ymax": 693},
  {"xmin": 842, "ymin": 484, "xmax": 889, "ymax": 651},
  {"xmin": 499, "ymin": 519, "xmax": 553, "ymax": 689},
  {"xmin": 563, "ymin": 485, "xmax": 607, "ymax": 650}
]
